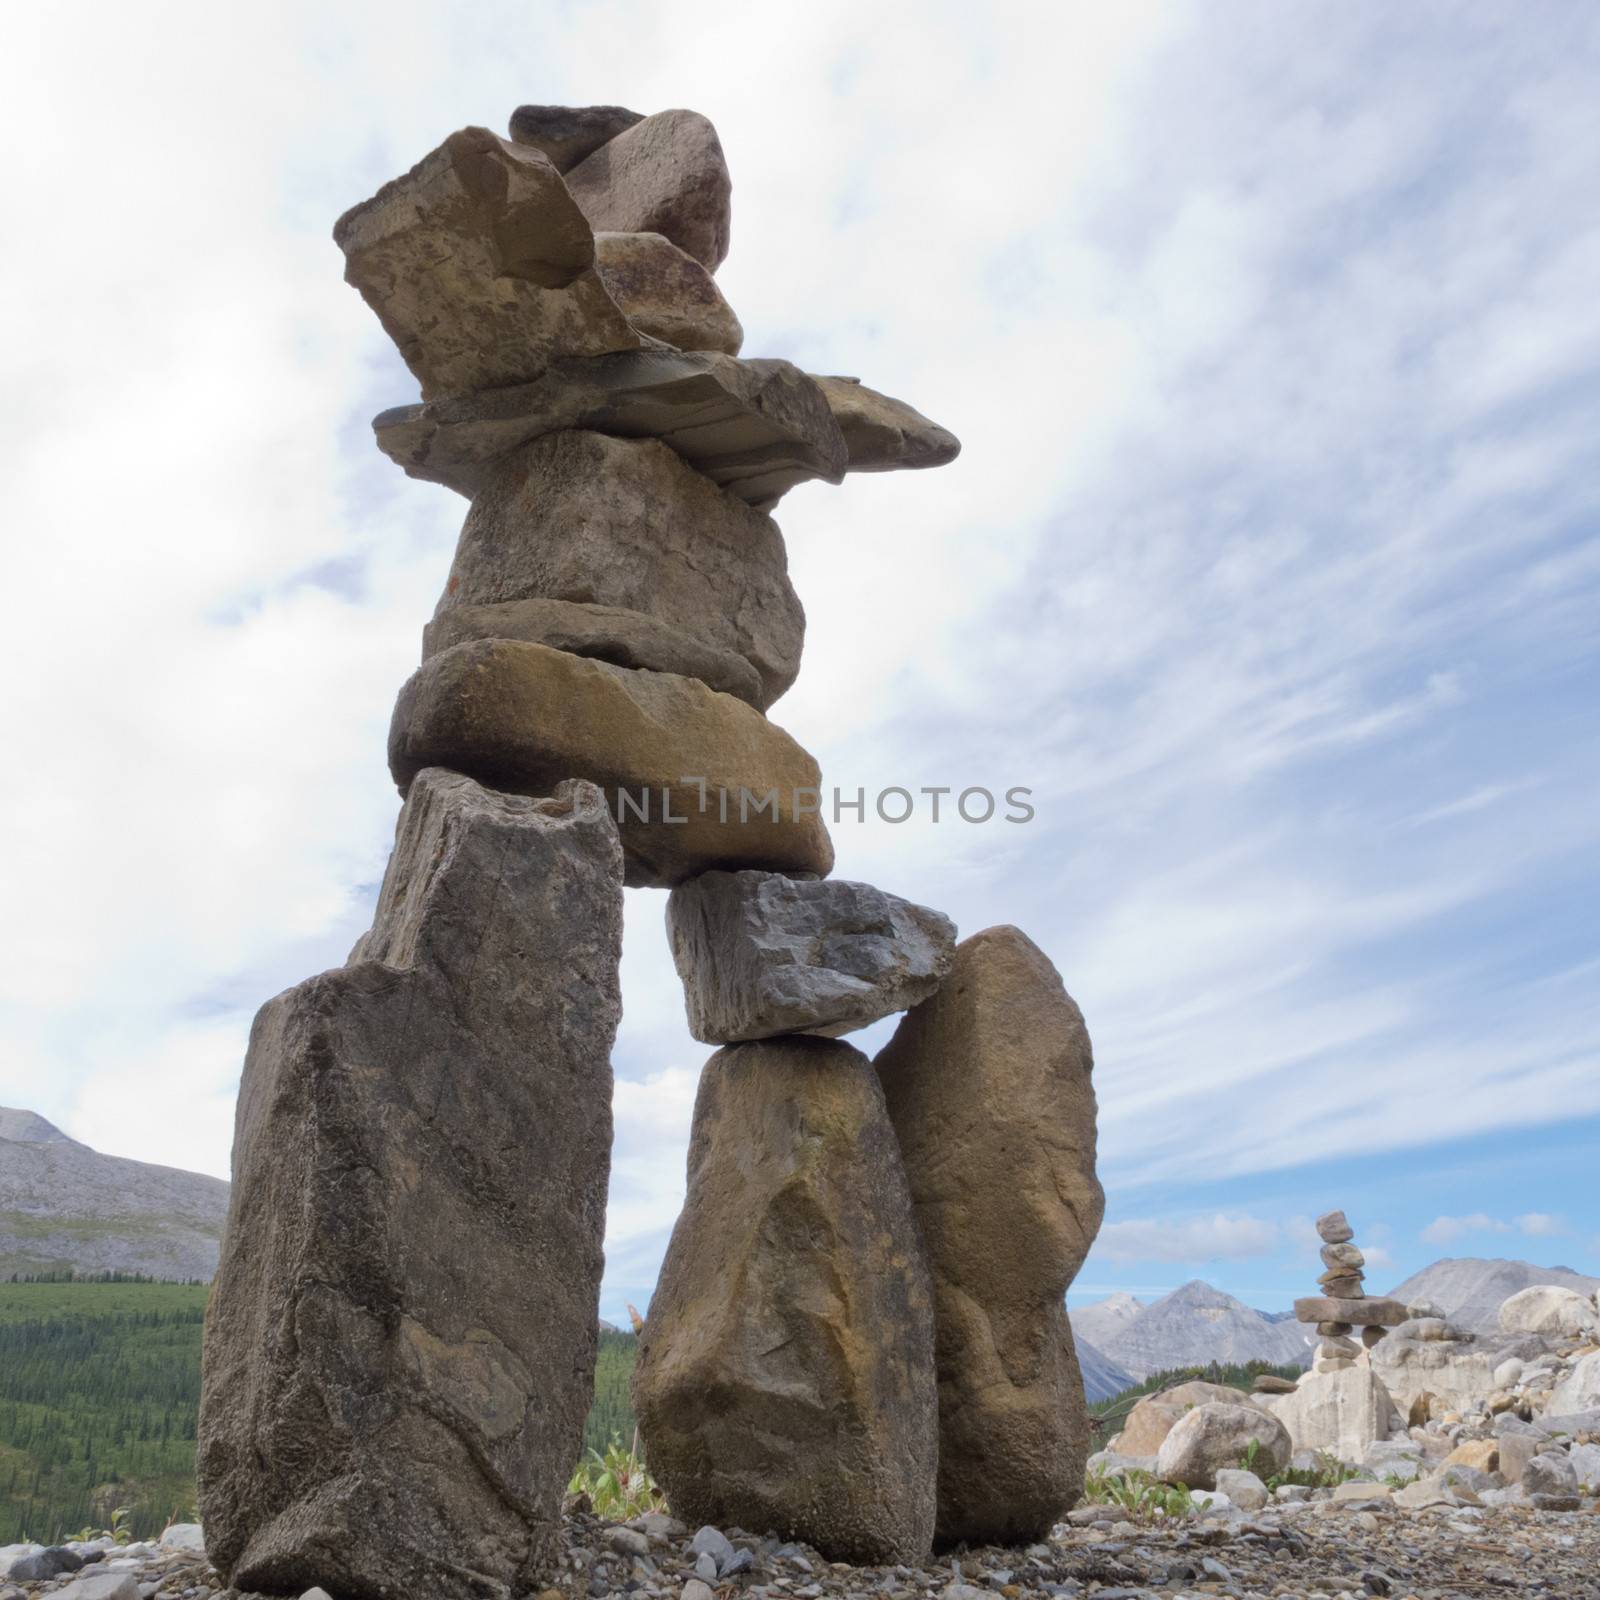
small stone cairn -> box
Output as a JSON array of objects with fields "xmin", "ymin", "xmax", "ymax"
[
  {"xmin": 1295, "ymin": 1209, "xmax": 1410, "ymax": 1368},
  {"xmin": 194, "ymin": 102, "xmax": 1107, "ymax": 1596}
]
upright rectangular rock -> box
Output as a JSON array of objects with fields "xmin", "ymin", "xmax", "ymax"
[
  {"xmin": 631, "ymin": 1037, "xmax": 938, "ymax": 1563},
  {"xmin": 197, "ymin": 769, "xmax": 624, "ymax": 1600},
  {"xmin": 874, "ymin": 926, "xmax": 1105, "ymax": 1545}
]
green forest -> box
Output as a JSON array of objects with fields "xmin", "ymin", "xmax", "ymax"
[
  {"xmin": 0, "ymin": 1278, "xmax": 1296, "ymax": 1543},
  {"xmin": 0, "ymin": 1278, "xmax": 643, "ymax": 1544}
]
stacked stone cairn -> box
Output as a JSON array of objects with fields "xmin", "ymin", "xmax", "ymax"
[
  {"xmin": 195, "ymin": 102, "xmax": 1105, "ymax": 1599},
  {"xmin": 1296, "ymin": 1209, "xmax": 1411, "ymax": 1368}
]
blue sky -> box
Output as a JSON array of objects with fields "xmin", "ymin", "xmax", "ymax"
[{"xmin": 3, "ymin": 2, "xmax": 1596, "ymax": 1324}]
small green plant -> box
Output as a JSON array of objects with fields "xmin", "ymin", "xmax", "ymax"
[
  {"xmin": 1082, "ymin": 1467, "xmax": 1194, "ymax": 1519},
  {"xmin": 568, "ymin": 1431, "xmax": 668, "ymax": 1520},
  {"xmin": 70, "ymin": 1506, "xmax": 134, "ymax": 1545},
  {"xmin": 1263, "ymin": 1449, "xmax": 1359, "ymax": 1492}
]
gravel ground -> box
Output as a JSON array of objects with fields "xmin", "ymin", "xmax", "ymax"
[{"xmin": 7, "ymin": 1495, "xmax": 1600, "ymax": 1600}]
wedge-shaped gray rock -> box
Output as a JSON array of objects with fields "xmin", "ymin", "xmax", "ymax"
[
  {"xmin": 508, "ymin": 103, "xmax": 643, "ymax": 171},
  {"xmin": 596, "ymin": 231, "xmax": 743, "ymax": 354},
  {"xmin": 424, "ymin": 597, "xmax": 764, "ymax": 709},
  {"xmin": 632, "ymin": 1037, "xmax": 937, "ymax": 1563},
  {"xmin": 667, "ymin": 870, "xmax": 955, "ymax": 1043},
  {"xmin": 813, "ymin": 376, "xmax": 961, "ymax": 473},
  {"xmin": 374, "ymin": 349, "xmax": 846, "ymax": 509},
  {"xmin": 564, "ymin": 109, "xmax": 732, "ymax": 271},
  {"xmin": 333, "ymin": 127, "xmax": 642, "ymax": 399},
  {"xmin": 197, "ymin": 770, "xmax": 623, "ymax": 1600},
  {"xmin": 875, "ymin": 926, "xmax": 1105, "ymax": 1545},
  {"xmin": 433, "ymin": 430, "xmax": 803, "ymax": 710}
]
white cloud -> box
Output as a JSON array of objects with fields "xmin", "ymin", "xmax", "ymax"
[
  {"xmin": 1422, "ymin": 1214, "xmax": 1511, "ymax": 1246},
  {"xmin": 1422, "ymin": 1212, "xmax": 1573, "ymax": 1247},
  {"xmin": 1516, "ymin": 1213, "xmax": 1569, "ymax": 1239},
  {"xmin": 1, "ymin": 4, "xmax": 1596, "ymax": 1314},
  {"xmin": 1093, "ymin": 1212, "xmax": 1280, "ymax": 1264}
]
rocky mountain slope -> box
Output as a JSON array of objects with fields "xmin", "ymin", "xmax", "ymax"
[
  {"xmin": 1388, "ymin": 1256, "xmax": 1600, "ymax": 1332},
  {"xmin": 1071, "ymin": 1290, "xmax": 1144, "ymax": 1354},
  {"xmin": 1074, "ymin": 1335, "xmax": 1136, "ymax": 1403},
  {"xmin": 1082, "ymin": 1280, "xmax": 1313, "ymax": 1379},
  {"xmin": 0, "ymin": 1107, "xmax": 229, "ymax": 1281}
]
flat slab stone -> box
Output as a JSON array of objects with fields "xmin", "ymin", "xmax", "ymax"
[
  {"xmin": 595, "ymin": 231, "xmax": 743, "ymax": 355},
  {"xmin": 373, "ymin": 349, "xmax": 846, "ymax": 509},
  {"xmin": 564, "ymin": 109, "xmax": 732, "ymax": 271},
  {"xmin": 388, "ymin": 639, "xmax": 834, "ymax": 888},
  {"xmin": 423, "ymin": 598, "xmax": 764, "ymax": 709},
  {"xmin": 431, "ymin": 429, "xmax": 803, "ymax": 710},
  {"xmin": 508, "ymin": 103, "xmax": 643, "ymax": 171},
  {"xmin": 812, "ymin": 376, "xmax": 961, "ymax": 473},
  {"xmin": 198, "ymin": 770, "xmax": 623, "ymax": 1599},
  {"xmin": 632, "ymin": 1037, "xmax": 937, "ymax": 1563},
  {"xmin": 333, "ymin": 127, "xmax": 641, "ymax": 399},
  {"xmin": 1295, "ymin": 1296, "xmax": 1410, "ymax": 1327},
  {"xmin": 666, "ymin": 870, "xmax": 955, "ymax": 1043}
]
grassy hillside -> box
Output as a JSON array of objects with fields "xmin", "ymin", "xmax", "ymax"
[{"xmin": 0, "ymin": 1279, "xmax": 644, "ymax": 1544}]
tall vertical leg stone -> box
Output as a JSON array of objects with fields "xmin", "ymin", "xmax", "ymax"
[
  {"xmin": 874, "ymin": 926, "xmax": 1105, "ymax": 1546},
  {"xmin": 197, "ymin": 770, "xmax": 624, "ymax": 1600},
  {"xmin": 631, "ymin": 1036, "xmax": 938, "ymax": 1563}
]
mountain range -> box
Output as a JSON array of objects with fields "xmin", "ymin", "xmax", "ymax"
[
  {"xmin": 1388, "ymin": 1256, "xmax": 1600, "ymax": 1332},
  {"xmin": 1072, "ymin": 1279, "xmax": 1314, "ymax": 1380},
  {"xmin": 0, "ymin": 1106, "xmax": 229, "ymax": 1281}
]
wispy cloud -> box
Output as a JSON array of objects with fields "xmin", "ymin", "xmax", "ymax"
[
  {"xmin": 1093, "ymin": 1212, "xmax": 1280, "ymax": 1264},
  {"xmin": 1421, "ymin": 1212, "xmax": 1571, "ymax": 1246}
]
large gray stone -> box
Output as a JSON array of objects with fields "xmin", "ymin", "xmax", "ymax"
[
  {"xmin": 388, "ymin": 640, "xmax": 834, "ymax": 889},
  {"xmin": 333, "ymin": 128, "xmax": 640, "ymax": 399},
  {"xmin": 373, "ymin": 349, "xmax": 847, "ymax": 510},
  {"xmin": 564, "ymin": 109, "xmax": 732, "ymax": 271},
  {"xmin": 595, "ymin": 231, "xmax": 743, "ymax": 355},
  {"xmin": 812, "ymin": 376, "xmax": 961, "ymax": 473},
  {"xmin": 1294, "ymin": 1296, "xmax": 1409, "ymax": 1326},
  {"xmin": 1155, "ymin": 1402, "xmax": 1292, "ymax": 1491},
  {"xmin": 632, "ymin": 1037, "xmax": 937, "ymax": 1563},
  {"xmin": 423, "ymin": 597, "xmax": 764, "ymax": 709},
  {"xmin": 874, "ymin": 927, "xmax": 1105, "ymax": 1545},
  {"xmin": 198, "ymin": 770, "xmax": 624, "ymax": 1600},
  {"xmin": 666, "ymin": 870, "xmax": 955, "ymax": 1043},
  {"xmin": 507, "ymin": 103, "xmax": 643, "ymax": 171},
  {"xmin": 432, "ymin": 430, "xmax": 803, "ymax": 711}
]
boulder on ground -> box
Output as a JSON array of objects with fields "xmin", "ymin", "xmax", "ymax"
[
  {"xmin": 632, "ymin": 1037, "xmax": 937, "ymax": 1564},
  {"xmin": 374, "ymin": 349, "xmax": 846, "ymax": 509},
  {"xmin": 1548, "ymin": 1350, "xmax": 1600, "ymax": 1415},
  {"xmin": 198, "ymin": 771, "xmax": 624, "ymax": 1599},
  {"xmin": 1213, "ymin": 1468, "xmax": 1268, "ymax": 1511},
  {"xmin": 333, "ymin": 128, "xmax": 640, "ymax": 398},
  {"xmin": 810, "ymin": 376, "xmax": 960, "ymax": 473},
  {"xmin": 875, "ymin": 927, "xmax": 1105, "ymax": 1545},
  {"xmin": 564, "ymin": 109, "xmax": 732, "ymax": 271},
  {"xmin": 1155, "ymin": 1402, "xmax": 1292, "ymax": 1491},
  {"xmin": 508, "ymin": 103, "xmax": 643, "ymax": 171},
  {"xmin": 432, "ymin": 430, "xmax": 803, "ymax": 709},
  {"xmin": 1115, "ymin": 1381, "xmax": 1248, "ymax": 1457},
  {"xmin": 424, "ymin": 597, "xmax": 764, "ymax": 709},
  {"xmin": 1268, "ymin": 1366, "xmax": 1393, "ymax": 1463},
  {"xmin": 595, "ymin": 231, "xmax": 743, "ymax": 354},
  {"xmin": 388, "ymin": 639, "xmax": 834, "ymax": 888},
  {"xmin": 667, "ymin": 870, "xmax": 955, "ymax": 1043},
  {"xmin": 1498, "ymin": 1284, "xmax": 1600, "ymax": 1340}
]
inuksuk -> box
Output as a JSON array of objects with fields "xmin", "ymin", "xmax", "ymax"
[
  {"xmin": 196, "ymin": 103, "xmax": 1104, "ymax": 1597},
  {"xmin": 1294, "ymin": 1209, "xmax": 1411, "ymax": 1363}
]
